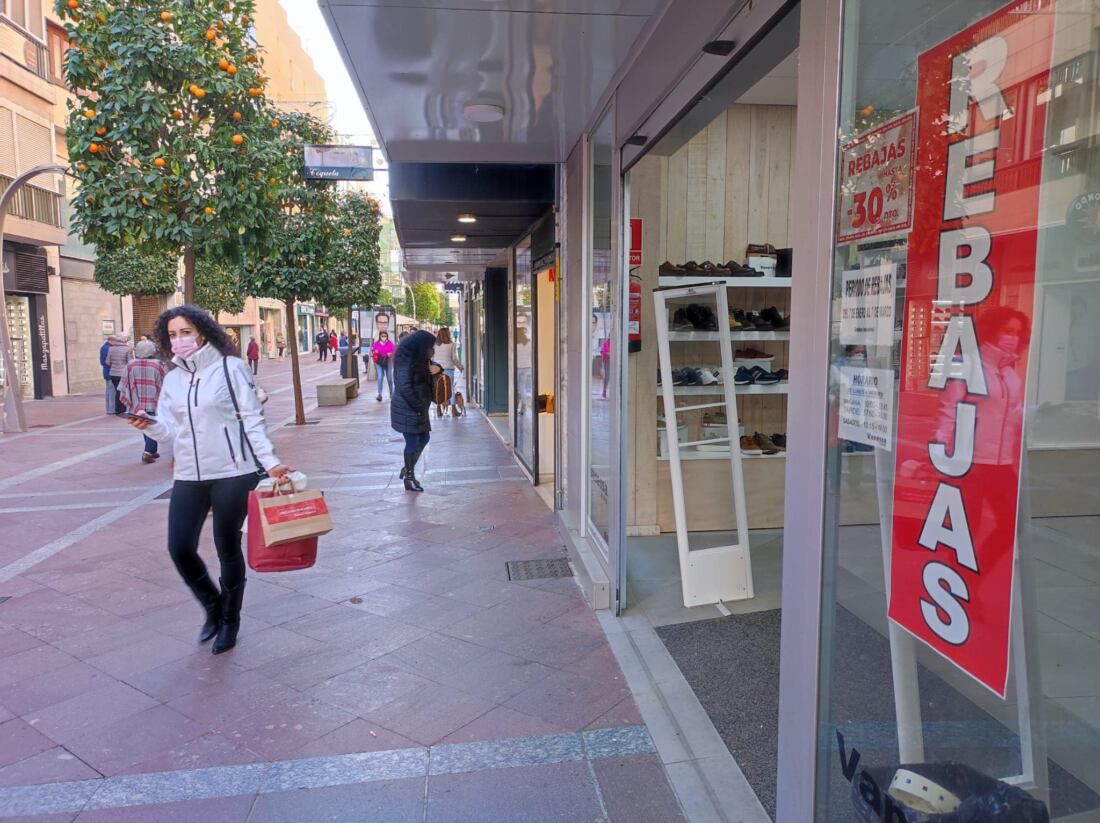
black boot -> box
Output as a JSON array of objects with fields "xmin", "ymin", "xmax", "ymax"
[
  {"xmin": 188, "ymin": 572, "xmax": 221, "ymax": 644},
  {"xmin": 212, "ymin": 578, "xmax": 246, "ymax": 655},
  {"xmin": 403, "ymin": 453, "xmax": 423, "ymax": 492}
]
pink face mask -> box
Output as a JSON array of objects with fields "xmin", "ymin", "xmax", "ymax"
[{"xmin": 171, "ymin": 336, "xmax": 200, "ymax": 359}]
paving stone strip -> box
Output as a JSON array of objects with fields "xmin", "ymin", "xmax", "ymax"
[{"xmin": 0, "ymin": 726, "xmax": 654, "ymax": 817}]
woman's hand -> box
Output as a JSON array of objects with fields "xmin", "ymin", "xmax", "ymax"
[
  {"xmin": 268, "ymin": 464, "xmax": 295, "ymax": 484},
  {"xmin": 127, "ymin": 411, "xmax": 153, "ymax": 430},
  {"xmin": 429, "ymin": 364, "xmax": 442, "ymax": 375}
]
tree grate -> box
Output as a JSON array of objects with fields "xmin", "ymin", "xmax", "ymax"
[{"xmin": 506, "ymin": 558, "xmax": 573, "ymax": 581}]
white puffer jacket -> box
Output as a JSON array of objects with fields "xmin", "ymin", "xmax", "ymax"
[{"xmin": 145, "ymin": 343, "xmax": 280, "ymax": 481}]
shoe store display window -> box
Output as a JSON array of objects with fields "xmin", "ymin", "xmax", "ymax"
[{"xmin": 807, "ymin": 0, "xmax": 1100, "ymax": 819}]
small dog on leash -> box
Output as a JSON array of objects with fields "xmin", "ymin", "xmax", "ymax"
[{"xmin": 453, "ymin": 391, "xmax": 466, "ymax": 416}]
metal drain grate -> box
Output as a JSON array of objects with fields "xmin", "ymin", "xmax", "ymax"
[{"xmin": 506, "ymin": 558, "xmax": 573, "ymax": 581}]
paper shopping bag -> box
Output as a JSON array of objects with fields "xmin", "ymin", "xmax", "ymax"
[
  {"xmin": 256, "ymin": 487, "xmax": 333, "ymax": 547},
  {"xmin": 247, "ymin": 490, "xmax": 324, "ymax": 572}
]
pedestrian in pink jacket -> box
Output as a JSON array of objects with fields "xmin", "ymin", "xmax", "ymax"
[{"xmin": 371, "ymin": 331, "xmax": 396, "ymax": 401}]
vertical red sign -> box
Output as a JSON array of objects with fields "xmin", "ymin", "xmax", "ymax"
[
  {"xmin": 889, "ymin": 0, "xmax": 1053, "ymax": 697},
  {"xmin": 629, "ymin": 218, "xmax": 642, "ymax": 267}
]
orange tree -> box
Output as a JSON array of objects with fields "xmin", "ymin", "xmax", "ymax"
[
  {"xmin": 316, "ymin": 192, "xmax": 383, "ymax": 343},
  {"xmin": 239, "ymin": 112, "xmax": 338, "ymax": 424},
  {"xmin": 57, "ymin": 0, "xmax": 280, "ymax": 303}
]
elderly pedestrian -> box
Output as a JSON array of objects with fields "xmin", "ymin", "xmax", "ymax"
[
  {"xmin": 100, "ymin": 335, "xmax": 116, "ymax": 414},
  {"xmin": 106, "ymin": 335, "xmax": 133, "ymax": 416},
  {"xmin": 118, "ymin": 339, "xmax": 166, "ymax": 463}
]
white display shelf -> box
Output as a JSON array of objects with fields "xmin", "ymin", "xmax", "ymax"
[
  {"xmin": 659, "ymin": 275, "xmax": 792, "ymax": 289},
  {"xmin": 656, "ymin": 383, "xmax": 789, "ymax": 396},
  {"xmin": 667, "ymin": 330, "xmax": 791, "ymax": 342}
]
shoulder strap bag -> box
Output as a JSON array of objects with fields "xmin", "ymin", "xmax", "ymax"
[{"xmin": 223, "ymin": 357, "xmax": 266, "ymax": 476}]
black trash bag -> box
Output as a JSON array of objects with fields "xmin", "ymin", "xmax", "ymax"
[{"xmin": 851, "ymin": 763, "xmax": 1049, "ymax": 823}]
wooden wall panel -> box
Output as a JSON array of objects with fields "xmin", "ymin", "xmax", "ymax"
[
  {"xmin": 704, "ymin": 114, "xmax": 727, "ymax": 262},
  {"xmin": 685, "ymin": 133, "xmax": 708, "ymax": 260},
  {"xmin": 724, "ymin": 107, "xmax": 752, "ymax": 262}
]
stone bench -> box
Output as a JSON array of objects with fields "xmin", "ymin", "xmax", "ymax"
[{"xmin": 316, "ymin": 379, "xmax": 358, "ymax": 406}]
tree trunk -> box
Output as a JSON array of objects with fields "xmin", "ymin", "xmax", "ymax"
[
  {"xmin": 182, "ymin": 247, "xmax": 196, "ymax": 305},
  {"xmin": 346, "ymin": 305, "xmax": 353, "ymax": 339},
  {"xmin": 285, "ymin": 298, "xmax": 306, "ymax": 425}
]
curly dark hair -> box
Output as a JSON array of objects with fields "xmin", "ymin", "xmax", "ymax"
[{"xmin": 153, "ymin": 305, "xmax": 236, "ymax": 359}]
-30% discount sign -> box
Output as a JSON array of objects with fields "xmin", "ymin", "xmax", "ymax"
[{"xmin": 837, "ymin": 111, "xmax": 917, "ymax": 244}]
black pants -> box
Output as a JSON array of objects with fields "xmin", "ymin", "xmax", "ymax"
[
  {"xmin": 168, "ymin": 473, "xmax": 259, "ymax": 592},
  {"xmin": 319, "ymin": 346, "xmax": 328, "ymax": 361},
  {"xmin": 249, "ymin": 358, "xmax": 258, "ymax": 375},
  {"xmin": 111, "ymin": 376, "xmax": 123, "ymax": 414}
]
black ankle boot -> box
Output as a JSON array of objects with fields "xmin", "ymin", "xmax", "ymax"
[
  {"xmin": 187, "ymin": 572, "xmax": 221, "ymax": 644},
  {"xmin": 212, "ymin": 578, "xmax": 246, "ymax": 655},
  {"xmin": 402, "ymin": 453, "xmax": 423, "ymax": 492}
]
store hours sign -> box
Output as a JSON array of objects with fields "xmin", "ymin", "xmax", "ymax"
[
  {"xmin": 837, "ymin": 112, "xmax": 917, "ymax": 243},
  {"xmin": 888, "ymin": 0, "xmax": 1051, "ymax": 698}
]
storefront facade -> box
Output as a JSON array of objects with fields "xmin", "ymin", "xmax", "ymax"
[{"xmin": 554, "ymin": 0, "xmax": 1100, "ymax": 818}]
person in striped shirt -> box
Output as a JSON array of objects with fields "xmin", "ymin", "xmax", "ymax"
[{"xmin": 119, "ymin": 339, "xmax": 167, "ymax": 464}]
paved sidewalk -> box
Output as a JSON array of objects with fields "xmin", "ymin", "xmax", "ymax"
[{"xmin": 0, "ymin": 356, "xmax": 685, "ymax": 821}]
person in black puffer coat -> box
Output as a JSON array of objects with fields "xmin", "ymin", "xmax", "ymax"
[{"xmin": 391, "ymin": 330, "xmax": 441, "ymax": 492}]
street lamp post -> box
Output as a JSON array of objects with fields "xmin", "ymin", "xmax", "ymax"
[{"xmin": 0, "ymin": 164, "xmax": 67, "ymax": 434}]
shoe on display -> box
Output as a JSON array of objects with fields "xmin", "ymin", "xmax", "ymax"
[
  {"xmin": 750, "ymin": 312, "xmax": 774, "ymax": 331},
  {"xmin": 775, "ymin": 368, "xmax": 789, "ymax": 382},
  {"xmin": 659, "ymin": 261, "xmax": 686, "ymax": 274},
  {"xmin": 671, "ymin": 307, "xmax": 694, "ymax": 331},
  {"xmin": 760, "ymin": 306, "xmax": 788, "ymax": 329},
  {"xmin": 740, "ymin": 435, "xmax": 764, "ymax": 455},
  {"xmin": 699, "ymin": 260, "xmax": 731, "ymax": 276},
  {"xmin": 734, "ymin": 367, "xmax": 754, "ymax": 386},
  {"xmin": 681, "ymin": 261, "xmax": 701, "ymax": 272},
  {"xmin": 680, "ymin": 368, "xmax": 703, "ymax": 386},
  {"xmin": 724, "ymin": 260, "xmax": 764, "ymax": 277},
  {"xmin": 753, "ymin": 432, "xmax": 781, "ymax": 455},
  {"xmin": 670, "ymin": 368, "xmax": 687, "ymax": 386},
  {"xmin": 748, "ymin": 366, "xmax": 781, "ymax": 385},
  {"xmin": 734, "ymin": 348, "xmax": 774, "ymax": 365},
  {"xmin": 729, "ymin": 312, "xmax": 743, "ymax": 330},
  {"xmin": 745, "ymin": 243, "xmax": 778, "ymax": 257},
  {"xmin": 771, "ymin": 433, "xmax": 787, "ymax": 450},
  {"xmin": 685, "ymin": 303, "xmax": 718, "ymax": 331},
  {"xmin": 699, "ymin": 368, "xmax": 719, "ymax": 385}
]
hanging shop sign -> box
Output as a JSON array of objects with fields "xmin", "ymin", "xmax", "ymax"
[
  {"xmin": 840, "ymin": 263, "xmax": 896, "ymax": 347},
  {"xmin": 629, "ymin": 218, "xmax": 642, "ymax": 267},
  {"xmin": 837, "ymin": 111, "xmax": 917, "ymax": 244},
  {"xmin": 888, "ymin": 0, "xmax": 1052, "ymax": 698},
  {"xmin": 303, "ymin": 145, "xmax": 375, "ymax": 181}
]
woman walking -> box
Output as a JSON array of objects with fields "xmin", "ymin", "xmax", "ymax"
[
  {"xmin": 106, "ymin": 335, "xmax": 133, "ymax": 415},
  {"xmin": 371, "ymin": 330, "xmax": 395, "ymax": 401},
  {"xmin": 128, "ymin": 306, "xmax": 292, "ymax": 655},
  {"xmin": 246, "ymin": 337, "xmax": 260, "ymax": 375},
  {"xmin": 433, "ymin": 327, "xmax": 463, "ymax": 416},
  {"xmin": 275, "ymin": 331, "xmax": 286, "ymax": 362},
  {"xmin": 118, "ymin": 339, "xmax": 166, "ymax": 464},
  {"xmin": 391, "ymin": 330, "xmax": 441, "ymax": 492}
]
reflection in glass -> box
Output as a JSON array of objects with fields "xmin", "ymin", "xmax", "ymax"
[
  {"xmin": 514, "ymin": 238, "xmax": 536, "ymax": 474},
  {"xmin": 588, "ymin": 110, "xmax": 614, "ymax": 547}
]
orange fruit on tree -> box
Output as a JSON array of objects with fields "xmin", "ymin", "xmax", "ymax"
[
  {"xmin": 96, "ymin": 126, "xmax": 106, "ymax": 136},
  {"xmin": 218, "ymin": 58, "xmax": 229, "ymax": 70},
  {"xmin": 77, "ymin": 162, "xmax": 87, "ymax": 171},
  {"xmin": 232, "ymin": 134, "xmax": 244, "ymax": 145},
  {"xmin": 217, "ymin": 21, "xmax": 224, "ymax": 30},
  {"xmin": 227, "ymin": 65, "xmax": 237, "ymax": 75},
  {"xmin": 96, "ymin": 12, "xmax": 106, "ymax": 23},
  {"xmin": 88, "ymin": 142, "xmax": 101, "ymax": 154},
  {"xmin": 240, "ymin": 14, "xmax": 249, "ymax": 24},
  {"xmin": 248, "ymin": 88, "xmax": 261, "ymax": 97},
  {"xmin": 189, "ymin": 84, "xmax": 205, "ymax": 99},
  {"xmin": 271, "ymin": 118, "xmax": 279, "ymax": 128},
  {"xmin": 172, "ymin": 109, "xmax": 183, "ymax": 119},
  {"xmin": 232, "ymin": 111, "xmax": 242, "ymax": 121},
  {"xmin": 160, "ymin": 10, "xmax": 172, "ymax": 22},
  {"xmin": 154, "ymin": 158, "xmax": 166, "ymax": 168},
  {"xmin": 67, "ymin": 0, "xmax": 78, "ymax": 8},
  {"xmin": 204, "ymin": 206, "xmax": 214, "ymax": 215},
  {"xmin": 205, "ymin": 29, "xmax": 216, "ymax": 41},
  {"xmin": 84, "ymin": 108, "xmax": 95, "ymax": 118},
  {"xmin": 141, "ymin": 197, "xmax": 149, "ymax": 206}
]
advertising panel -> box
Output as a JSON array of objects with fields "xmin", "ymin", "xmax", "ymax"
[{"xmin": 888, "ymin": 0, "xmax": 1052, "ymax": 697}]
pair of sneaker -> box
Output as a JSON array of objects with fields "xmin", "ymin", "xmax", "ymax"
[
  {"xmin": 734, "ymin": 366, "xmax": 782, "ymax": 386},
  {"xmin": 740, "ymin": 432, "xmax": 783, "ymax": 455},
  {"xmin": 671, "ymin": 304, "xmax": 719, "ymax": 331},
  {"xmin": 670, "ymin": 367, "xmax": 719, "ymax": 386}
]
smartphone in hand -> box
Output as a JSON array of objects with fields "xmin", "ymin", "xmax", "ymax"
[{"xmin": 120, "ymin": 411, "xmax": 155, "ymax": 421}]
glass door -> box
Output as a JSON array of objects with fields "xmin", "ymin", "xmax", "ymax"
[{"xmin": 514, "ymin": 237, "xmax": 537, "ymax": 478}]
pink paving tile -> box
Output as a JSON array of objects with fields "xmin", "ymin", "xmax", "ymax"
[
  {"xmin": 1, "ymin": 588, "xmax": 125, "ymax": 643},
  {"xmin": 0, "ymin": 644, "xmax": 78, "ymax": 687},
  {"xmin": 241, "ymin": 589, "xmax": 336, "ymax": 626},
  {"xmin": 220, "ymin": 694, "xmax": 357, "ymax": 760},
  {"xmin": 61, "ymin": 705, "xmax": 209, "ymax": 777},
  {"xmin": 341, "ymin": 583, "xmax": 424, "ymax": 617},
  {"xmin": 50, "ymin": 620, "xmax": 158, "ymax": 661},
  {"xmin": 25, "ymin": 564, "xmax": 120, "ymax": 596},
  {"xmin": 306, "ymin": 659, "xmax": 434, "ymax": 718},
  {"xmin": 548, "ymin": 604, "xmax": 607, "ymax": 637},
  {"xmin": 122, "ymin": 654, "xmax": 248, "ymax": 703},
  {"xmin": 482, "ymin": 587, "xmax": 579, "ymax": 625},
  {"xmin": 247, "ymin": 780, "xmax": 424, "ymax": 823},
  {"xmin": 0, "ymin": 746, "xmax": 101, "ymax": 786},
  {"xmin": 387, "ymin": 594, "xmax": 485, "ymax": 632},
  {"xmin": 592, "ymin": 755, "xmax": 687, "ymax": 822},
  {"xmin": 438, "ymin": 576, "xmax": 517, "ymax": 608},
  {"xmin": 360, "ymin": 681, "xmax": 495, "ymax": 746},
  {"xmin": 72, "ymin": 576, "xmax": 191, "ymax": 618},
  {"xmin": 120, "ymin": 730, "xmax": 263, "ymax": 776},
  {"xmin": 25, "ymin": 681, "xmax": 160, "ymax": 745},
  {"xmin": 585, "ymin": 697, "xmax": 645, "ymax": 731},
  {"xmin": 295, "ymin": 717, "xmax": 420, "ymax": 758},
  {"xmin": 282, "ymin": 608, "xmax": 429, "ymax": 658},
  {"xmin": 379, "ymin": 633, "xmax": 491, "ymax": 683},
  {"xmin": 426, "ymin": 761, "xmax": 602, "ymax": 822},
  {"xmin": 166, "ymin": 670, "xmax": 289, "ymax": 726},
  {"xmin": 490, "ymin": 623, "xmax": 608, "ymax": 668},
  {"xmin": 562, "ymin": 644, "xmax": 625, "ymax": 681},
  {"xmin": 2, "ymin": 813, "xmax": 77, "ymax": 822},
  {"xmin": 505, "ymin": 668, "xmax": 632, "ymax": 731},
  {"xmin": 0, "ymin": 718, "xmax": 58, "ymax": 769},
  {"xmin": 209, "ymin": 625, "xmax": 322, "ymax": 670},
  {"xmin": 437, "ymin": 705, "xmax": 570, "ymax": 746},
  {"xmin": 73, "ymin": 795, "xmax": 256, "ymax": 823},
  {"xmin": 0, "ymin": 660, "xmax": 116, "ymax": 717},
  {"xmin": 85, "ymin": 633, "xmax": 195, "ymax": 680},
  {"xmin": 253, "ymin": 645, "xmax": 374, "ymax": 691},
  {"xmin": 296, "ymin": 575, "xmax": 388, "ymax": 604},
  {"xmin": 440, "ymin": 649, "xmax": 556, "ymax": 705}
]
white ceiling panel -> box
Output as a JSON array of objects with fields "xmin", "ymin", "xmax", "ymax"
[{"xmin": 322, "ymin": 0, "xmax": 662, "ymax": 163}]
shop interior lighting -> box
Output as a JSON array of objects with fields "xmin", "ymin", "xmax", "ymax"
[
  {"xmin": 702, "ymin": 40, "xmax": 737, "ymax": 56},
  {"xmin": 463, "ymin": 103, "xmax": 505, "ymax": 123},
  {"xmin": 457, "ymin": 214, "xmax": 477, "ymax": 223},
  {"xmin": 451, "ymin": 234, "xmax": 468, "ymax": 242}
]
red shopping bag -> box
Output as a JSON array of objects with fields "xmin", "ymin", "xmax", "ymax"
[{"xmin": 246, "ymin": 489, "xmax": 321, "ymax": 572}]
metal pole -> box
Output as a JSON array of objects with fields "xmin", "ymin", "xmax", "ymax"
[{"xmin": 0, "ymin": 164, "xmax": 67, "ymax": 434}]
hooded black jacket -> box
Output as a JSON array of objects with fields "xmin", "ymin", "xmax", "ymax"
[{"xmin": 390, "ymin": 330, "xmax": 437, "ymax": 435}]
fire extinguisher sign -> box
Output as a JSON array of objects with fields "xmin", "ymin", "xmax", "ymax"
[{"xmin": 629, "ymin": 218, "xmax": 642, "ymax": 268}]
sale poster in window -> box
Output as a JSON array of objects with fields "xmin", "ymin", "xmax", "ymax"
[{"xmin": 837, "ymin": 111, "xmax": 918, "ymax": 244}]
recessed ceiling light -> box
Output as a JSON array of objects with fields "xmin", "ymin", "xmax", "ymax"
[
  {"xmin": 457, "ymin": 214, "xmax": 477, "ymax": 224},
  {"xmin": 451, "ymin": 234, "xmax": 468, "ymax": 243},
  {"xmin": 463, "ymin": 103, "xmax": 505, "ymax": 123}
]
